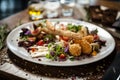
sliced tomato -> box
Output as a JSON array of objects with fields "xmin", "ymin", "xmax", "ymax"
[
  {"xmin": 59, "ymin": 53, "xmax": 66, "ymax": 59},
  {"xmin": 60, "ymin": 36, "xmax": 69, "ymax": 41},
  {"xmin": 36, "ymin": 40, "xmax": 44, "ymax": 46},
  {"xmin": 30, "ymin": 48, "xmax": 37, "ymax": 52},
  {"xmin": 94, "ymin": 34, "xmax": 99, "ymax": 40},
  {"xmin": 62, "ymin": 36, "xmax": 69, "ymax": 41}
]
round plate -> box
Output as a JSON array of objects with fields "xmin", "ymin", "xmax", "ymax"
[{"xmin": 7, "ymin": 19, "xmax": 115, "ymax": 66}]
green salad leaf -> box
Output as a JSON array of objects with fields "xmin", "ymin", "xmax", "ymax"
[
  {"xmin": 91, "ymin": 29, "xmax": 98, "ymax": 35},
  {"xmin": 67, "ymin": 23, "xmax": 82, "ymax": 32}
]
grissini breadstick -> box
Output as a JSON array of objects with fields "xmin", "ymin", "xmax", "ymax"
[{"xmin": 46, "ymin": 20, "xmax": 83, "ymax": 39}]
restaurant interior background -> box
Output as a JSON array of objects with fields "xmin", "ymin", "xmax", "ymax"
[
  {"xmin": 0, "ymin": 0, "xmax": 28, "ymax": 20},
  {"xmin": 0, "ymin": 0, "xmax": 120, "ymax": 20}
]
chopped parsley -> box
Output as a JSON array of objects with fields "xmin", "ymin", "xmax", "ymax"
[{"xmin": 67, "ymin": 24, "xmax": 82, "ymax": 32}]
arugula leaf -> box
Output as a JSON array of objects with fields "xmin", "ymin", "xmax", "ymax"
[
  {"xmin": 46, "ymin": 53, "xmax": 52, "ymax": 59},
  {"xmin": 43, "ymin": 34, "xmax": 55, "ymax": 42},
  {"xmin": 55, "ymin": 44, "xmax": 63, "ymax": 55},
  {"xmin": 69, "ymin": 56, "xmax": 75, "ymax": 61},
  {"xmin": 91, "ymin": 29, "xmax": 98, "ymax": 35}
]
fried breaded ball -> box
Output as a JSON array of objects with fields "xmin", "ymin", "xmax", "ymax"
[
  {"xmin": 82, "ymin": 35, "xmax": 94, "ymax": 43},
  {"xmin": 73, "ymin": 38, "xmax": 92, "ymax": 54},
  {"xmin": 69, "ymin": 44, "xmax": 81, "ymax": 56},
  {"xmin": 73, "ymin": 39, "xmax": 82, "ymax": 44},
  {"xmin": 79, "ymin": 40, "xmax": 92, "ymax": 54}
]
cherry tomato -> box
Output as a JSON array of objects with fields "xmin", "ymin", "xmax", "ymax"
[
  {"xmin": 30, "ymin": 48, "xmax": 37, "ymax": 52},
  {"xmin": 59, "ymin": 53, "xmax": 66, "ymax": 59},
  {"xmin": 63, "ymin": 36, "xmax": 69, "ymax": 41},
  {"xmin": 94, "ymin": 34, "xmax": 99, "ymax": 40},
  {"xmin": 60, "ymin": 36, "xmax": 69, "ymax": 41},
  {"xmin": 36, "ymin": 40, "xmax": 44, "ymax": 46}
]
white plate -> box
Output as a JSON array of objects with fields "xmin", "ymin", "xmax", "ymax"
[{"xmin": 7, "ymin": 19, "xmax": 115, "ymax": 66}]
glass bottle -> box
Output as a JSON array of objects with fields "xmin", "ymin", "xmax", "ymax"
[{"xmin": 28, "ymin": 0, "xmax": 45, "ymax": 20}]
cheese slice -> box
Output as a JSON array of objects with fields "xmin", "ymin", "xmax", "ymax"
[{"xmin": 29, "ymin": 46, "xmax": 49, "ymax": 57}]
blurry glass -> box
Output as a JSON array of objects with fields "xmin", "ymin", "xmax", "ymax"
[
  {"xmin": 28, "ymin": 0, "xmax": 45, "ymax": 20},
  {"xmin": 44, "ymin": 0, "xmax": 60, "ymax": 18},
  {"xmin": 60, "ymin": 0, "xmax": 75, "ymax": 17},
  {"xmin": 89, "ymin": 0, "xmax": 98, "ymax": 6},
  {"xmin": 76, "ymin": 0, "xmax": 90, "ymax": 21},
  {"xmin": 0, "ymin": 0, "xmax": 28, "ymax": 20},
  {"xmin": 77, "ymin": 0, "xmax": 90, "ymax": 6}
]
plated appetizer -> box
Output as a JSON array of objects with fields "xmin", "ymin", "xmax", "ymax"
[{"xmin": 18, "ymin": 20, "xmax": 106, "ymax": 61}]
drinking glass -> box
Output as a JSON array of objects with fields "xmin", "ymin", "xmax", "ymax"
[
  {"xmin": 60, "ymin": 0, "xmax": 75, "ymax": 17},
  {"xmin": 76, "ymin": 0, "xmax": 90, "ymax": 6},
  {"xmin": 44, "ymin": 0, "xmax": 60, "ymax": 18},
  {"xmin": 28, "ymin": 0, "xmax": 45, "ymax": 20}
]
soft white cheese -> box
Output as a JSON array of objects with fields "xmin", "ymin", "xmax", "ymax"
[{"xmin": 29, "ymin": 46, "xmax": 48, "ymax": 57}]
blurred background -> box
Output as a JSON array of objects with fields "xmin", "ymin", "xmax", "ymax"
[
  {"xmin": 0, "ymin": 0, "xmax": 120, "ymax": 20},
  {"xmin": 0, "ymin": 0, "xmax": 28, "ymax": 20}
]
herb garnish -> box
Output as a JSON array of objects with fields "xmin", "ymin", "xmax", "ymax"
[
  {"xmin": 67, "ymin": 24, "xmax": 82, "ymax": 32},
  {"xmin": 0, "ymin": 24, "xmax": 9, "ymax": 49}
]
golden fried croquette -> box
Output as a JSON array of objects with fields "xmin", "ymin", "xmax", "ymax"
[
  {"xmin": 73, "ymin": 38, "xmax": 92, "ymax": 54},
  {"xmin": 73, "ymin": 35, "xmax": 94, "ymax": 44},
  {"xmin": 69, "ymin": 44, "xmax": 81, "ymax": 56},
  {"xmin": 82, "ymin": 35, "xmax": 94, "ymax": 43},
  {"xmin": 73, "ymin": 39, "xmax": 82, "ymax": 44},
  {"xmin": 79, "ymin": 40, "xmax": 92, "ymax": 54}
]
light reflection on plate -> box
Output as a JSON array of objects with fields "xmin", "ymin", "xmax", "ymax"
[{"xmin": 7, "ymin": 19, "xmax": 115, "ymax": 66}]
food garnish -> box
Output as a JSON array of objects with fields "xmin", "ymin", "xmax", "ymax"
[{"xmin": 0, "ymin": 24, "xmax": 9, "ymax": 50}]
